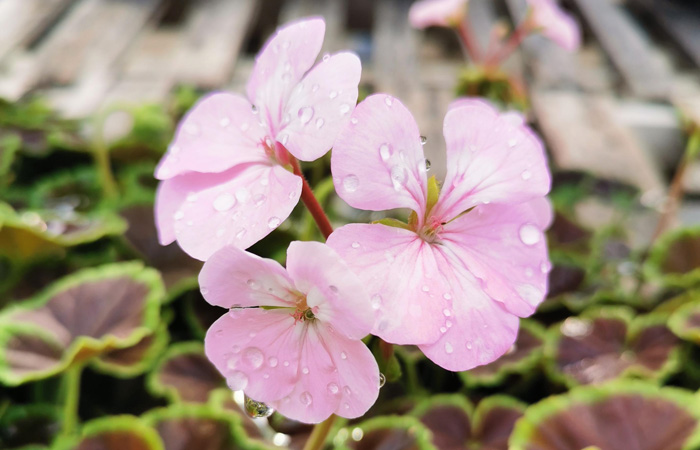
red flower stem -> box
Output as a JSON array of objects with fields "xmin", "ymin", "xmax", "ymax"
[
  {"xmin": 290, "ymin": 158, "xmax": 334, "ymax": 240},
  {"xmin": 456, "ymin": 20, "xmax": 482, "ymax": 63},
  {"xmin": 486, "ymin": 21, "xmax": 532, "ymax": 67}
]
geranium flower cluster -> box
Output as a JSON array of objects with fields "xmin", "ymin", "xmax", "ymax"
[{"xmin": 155, "ymin": 17, "xmax": 551, "ymax": 424}]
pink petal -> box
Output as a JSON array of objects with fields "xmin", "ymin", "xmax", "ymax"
[
  {"xmin": 528, "ymin": 0, "xmax": 581, "ymax": 52},
  {"xmin": 154, "ymin": 93, "xmax": 267, "ymax": 180},
  {"xmin": 440, "ymin": 200, "xmax": 550, "ymax": 317},
  {"xmin": 326, "ymin": 224, "xmax": 448, "ymax": 345},
  {"xmin": 418, "ymin": 278, "xmax": 519, "ymax": 371},
  {"xmin": 205, "ymin": 309, "xmax": 301, "ymax": 403},
  {"xmin": 199, "ymin": 246, "xmax": 298, "ymax": 309},
  {"xmin": 155, "ymin": 164, "xmax": 302, "ymax": 261},
  {"xmin": 286, "ymin": 241, "xmax": 373, "ymax": 340},
  {"xmin": 280, "ymin": 52, "xmax": 361, "ymax": 161},
  {"xmin": 331, "ymin": 94, "xmax": 428, "ymax": 214},
  {"xmin": 408, "ymin": 0, "xmax": 468, "ymax": 29},
  {"xmin": 434, "ymin": 99, "xmax": 551, "ymax": 220},
  {"xmin": 247, "ymin": 18, "xmax": 326, "ymax": 132}
]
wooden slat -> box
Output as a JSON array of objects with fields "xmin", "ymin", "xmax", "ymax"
[
  {"xmin": 173, "ymin": 0, "xmax": 259, "ymax": 88},
  {"xmin": 34, "ymin": 0, "xmax": 162, "ymax": 85},
  {"xmin": 570, "ymin": 0, "xmax": 671, "ymax": 99},
  {"xmin": 531, "ymin": 90, "xmax": 665, "ymax": 193},
  {"xmin": 631, "ymin": 0, "xmax": 700, "ymax": 68},
  {"xmin": 0, "ymin": 0, "xmax": 76, "ymax": 62},
  {"xmin": 504, "ymin": 0, "xmax": 579, "ymax": 88}
]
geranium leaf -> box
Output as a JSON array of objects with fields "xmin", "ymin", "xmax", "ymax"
[
  {"xmin": 333, "ymin": 416, "xmax": 436, "ymax": 450},
  {"xmin": 645, "ymin": 226, "xmax": 700, "ymax": 289},
  {"xmin": 53, "ymin": 415, "xmax": 164, "ymax": 450},
  {"xmin": 92, "ymin": 323, "xmax": 169, "ymax": 378},
  {"xmin": 0, "ymin": 404, "xmax": 61, "ymax": 449}
]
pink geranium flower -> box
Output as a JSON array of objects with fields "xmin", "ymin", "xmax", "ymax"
[
  {"xmin": 526, "ymin": 0, "xmax": 580, "ymax": 51},
  {"xmin": 327, "ymin": 95, "xmax": 552, "ymax": 371},
  {"xmin": 154, "ymin": 17, "xmax": 361, "ymax": 260},
  {"xmin": 409, "ymin": 0, "xmax": 468, "ymax": 29},
  {"xmin": 201, "ymin": 241, "xmax": 379, "ymax": 424}
]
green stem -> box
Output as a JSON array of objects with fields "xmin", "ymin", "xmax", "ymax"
[
  {"xmin": 60, "ymin": 363, "xmax": 84, "ymax": 436},
  {"xmin": 91, "ymin": 109, "xmax": 120, "ymax": 200},
  {"xmin": 302, "ymin": 414, "xmax": 337, "ymax": 450}
]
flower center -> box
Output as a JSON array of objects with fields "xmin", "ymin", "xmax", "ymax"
[
  {"xmin": 263, "ymin": 138, "xmax": 292, "ymax": 167},
  {"xmin": 291, "ymin": 295, "xmax": 316, "ymax": 323},
  {"xmin": 417, "ymin": 215, "xmax": 445, "ymax": 244}
]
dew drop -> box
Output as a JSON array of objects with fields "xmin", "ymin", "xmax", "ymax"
[
  {"xmin": 302, "ymin": 366, "xmax": 309, "ymax": 374},
  {"xmin": 390, "ymin": 165, "xmax": 406, "ymax": 190},
  {"xmin": 240, "ymin": 122, "xmax": 249, "ymax": 131},
  {"xmin": 350, "ymin": 117, "xmax": 358, "ymax": 124},
  {"xmin": 519, "ymin": 224, "xmax": 541, "ymax": 246},
  {"xmin": 344, "ymin": 386, "xmax": 352, "ymax": 395},
  {"xmin": 421, "ymin": 285, "xmax": 430, "ymax": 292},
  {"xmin": 235, "ymin": 188, "xmax": 250, "ymax": 203},
  {"xmin": 443, "ymin": 293, "xmax": 452, "ymax": 300},
  {"xmin": 298, "ymin": 107, "xmax": 314, "ymax": 125},
  {"xmin": 327, "ymin": 382, "xmax": 339, "ymax": 394},
  {"xmin": 280, "ymin": 133, "xmax": 289, "ymax": 145},
  {"xmin": 173, "ymin": 210, "xmax": 184, "ymax": 220},
  {"xmin": 246, "ymin": 279, "xmax": 259, "ymax": 290},
  {"xmin": 322, "ymin": 53, "xmax": 330, "ymax": 61},
  {"xmin": 245, "ymin": 395, "xmax": 274, "ymax": 418},
  {"xmin": 342, "ymin": 174, "xmax": 360, "ymax": 192},
  {"xmin": 226, "ymin": 371, "xmax": 248, "ymax": 390},
  {"xmin": 215, "ymin": 329, "xmax": 224, "ymax": 337},
  {"xmin": 329, "ymin": 285, "xmax": 339, "ymax": 293},
  {"xmin": 351, "ymin": 241, "xmax": 360, "ymax": 249},
  {"xmin": 300, "ymin": 391, "xmax": 313, "ymax": 406},
  {"xmin": 339, "ymin": 103, "xmax": 350, "ymax": 115},
  {"xmin": 443, "ymin": 309, "xmax": 452, "ymax": 317},
  {"xmin": 253, "ymin": 194, "xmax": 266, "ymax": 206},
  {"xmin": 378, "ymin": 373, "xmax": 386, "ymax": 388},
  {"xmin": 508, "ymin": 138, "xmax": 518, "ymax": 147},
  {"xmin": 283, "ymin": 361, "xmax": 290, "ymax": 367},
  {"xmin": 340, "ymin": 351, "xmax": 347, "ymax": 360},
  {"xmin": 268, "ymin": 357, "xmax": 278, "ymax": 367},
  {"xmin": 525, "ymin": 267, "xmax": 534, "ymax": 278},
  {"xmin": 440, "ymin": 327, "xmax": 447, "ymax": 333},
  {"xmin": 425, "ymin": 159, "xmax": 432, "ymax": 171},
  {"xmin": 243, "ymin": 347, "xmax": 264, "ymax": 369},
  {"xmin": 384, "ymin": 96, "xmax": 393, "ymax": 106},
  {"xmin": 329, "ymin": 90, "xmax": 338, "ymax": 99},
  {"xmin": 201, "ymin": 287, "xmax": 209, "ymax": 295},
  {"xmin": 316, "ymin": 118, "xmax": 325, "ymax": 129},
  {"xmin": 251, "ymin": 105, "xmax": 258, "ymax": 114},
  {"xmin": 213, "ymin": 193, "xmax": 236, "ymax": 212},
  {"xmin": 186, "ymin": 193, "xmax": 198, "ymax": 203},
  {"xmin": 540, "ymin": 261, "xmax": 552, "ymax": 273},
  {"xmin": 445, "ymin": 342, "xmax": 454, "ymax": 354},
  {"xmin": 521, "ymin": 170, "xmax": 532, "ymax": 180},
  {"xmin": 379, "ymin": 143, "xmax": 392, "ymax": 161},
  {"xmin": 466, "ymin": 341, "xmax": 473, "ymax": 350},
  {"xmin": 236, "ymin": 228, "xmax": 247, "ymax": 239},
  {"xmin": 268, "ymin": 216, "xmax": 281, "ymax": 229},
  {"xmin": 371, "ymin": 294, "xmax": 382, "ymax": 310},
  {"xmin": 311, "ymin": 84, "xmax": 320, "ymax": 92},
  {"xmin": 219, "ymin": 117, "xmax": 230, "ymax": 128},
  {"xmin": 420, "ymin": 135, "xmax": 428, "ymax": 145},
  {"xmin": 446, "ymin": 320, "xmax": 453, "ymax": 328}
]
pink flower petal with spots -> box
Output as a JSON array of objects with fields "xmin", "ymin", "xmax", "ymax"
[
  {"xmin": 247, "ymin": 17, "xmax": 326, "ymax": 132},
  {"xmin": 199, "ymin": 246, "xmax": 298, "ymax": 309},
  {"xmin": 527, "ymin": 0, "xmax": 581, "ymax": 52},
  {"xmin": 154, "ymin": 93, "xmax": 267, "ymax": 180},
  {"xmin": 203, "ymin": 242, "xmax": 379, "ymax": 424},
  {"xmin": 434, "ymin": 99, "xmax": 550, "ymax": 220},
  {"xmin": 327, "ymin": 224, "xmax": 449, "ymax": 345},
  {"xmin": 331, "ymin": 94, "xmax": 428, "ymax": 214},
  {"xmin": 281, "ymin": 52, "xmax": 361, "ymax": 161},
  {"xmin": 440, "ymin": 200, "xmax": 550, "ymax": 317},
  {"xmin": 409, "ymin": 0, "xmax": 468, "ymax": 29},
  {"xmin": 154, "ymin": 164, "xmax": 302, "ymax": 261}
]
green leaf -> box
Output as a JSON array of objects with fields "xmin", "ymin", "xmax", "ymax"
[
  {"xmin": 333, "ymin": 416, "xmax": 436, "ymax": 450},
  {"xmin": 0, "ymin": 403, "xmax": 61, "ymax": 450},
  {"xmin": 669, "ymin": 298, "xmax": 700, "ymax": 344},
  {"xmin": 91, "ymin": 322, "xmax": 169, "ymax": 378},
  {"xmin": 645, "ymin": 226, "xmax": 700, "ymax": 289},
  {"xmin": 53, "ymin": 415, "xmax": 164, "ymax": 450},
  {"xmin": 0, "ymin": 262, "xmax": 163, "ymax": 385}
]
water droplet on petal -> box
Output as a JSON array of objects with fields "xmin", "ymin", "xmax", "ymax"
[
  {"xmin": 185, "ymin": 123, "xmax": 200, "ymax": 135},
  {"xmin": 253, "ymin": 194, "xmax": 266, "ymax": 206},
  {"xmin": 519, "ymin": 224, "xmax": 541, "ymax": 246},
  {"xmin": 268, "ymin": 216, "xmax": 281, "ymax": 229},
  {"xmin": 329, "ymin": 90, "xmax": 338, "ymax": 99},
  {"xmin": 322, "ymin": 53, "xmax": 330, "ymax": 61},
  {"xmin": 235, "ymin": 188, "xmax": 250, "ymax": 203},
  {"xmin": 344, "ymin": 386, "xmax": 352, "ymax": 395},
  {"xmin": 245, "ymin": 395, "xmax": 274, "ymax": 418},
  {"xmin": 466, "ymin": 341, "xmax": 473, "ymax": 350},
  {"xmin": 384, "ymin": 96, "xmax": 393, "ymax": 106},
  {"xmin": 173, "ymin": 210, "xmax": 184, "ymax": 220},
  {"xmin": 521, "ymin": 170, "xmax": 532, "ymax": 180},
  {"xmin": 251, "ymin": 105, "xmax": 258, "ymax": 114},
  {"xmin": 443, "ymin": 309, "xmax": 452, "ymax": 317},
  {"xmin": 298, "ymin": 107, "xmax": 314, "ymax": 125},
  {"xmin": 379, "ymin": 143, "xmax": 392, "ymax": 161},
  {"xmin": 350, "ymin": 117, "xmax": 358, "ymax": 125},
  {"xmin": 213, "ymin": 193, "xmax": 236, "ymax": 212},
  {"xmin": 316, "ymin": 118, "xmax": 325, "ymax": 129},
  {"xmin": 371, "ymin": 294, "xmax": 382, "ymax": 310},
  {"xmin": 421, "ymin": 285, "xmax": 430, "ymax": 292},
  {"xmin": 446, "ymin": 320, "xmax": 453, "ymax": 328},
  {"xmin": 390, "ymin": 165, "xmax": 406, "ymax": 190},
  {"xmin": 340, "ymin": 351, "xmax": 347, "ymax": 360},
  {"xmin": 339, "ymin": 103, "xmax": 350, "ymax": 115},
  {"xmin": 186, "ymin": 193, "xmax": 198, "ymax": 203},
  {"xmin": 219, "ymin": 117, "xmax": 230, "ymax": 128},
  {"xmin": 342, "ymin": 174, "xmax": 359, "ymax": 192},
  {"xmin": 420, "ymin": 135, "xmax": 427, "ymax": 145},
  {"xmin": 243, "ymin": 347, "xmax": 264, "ymax": 369},
  {"xmin": 246, "ymin": 279, "xmax": 259, "ymax": 290},
  {"xmin": 312, "ymin": 84, "xmax": 319, "ymax": 92},
  {"xmin": 268, "ymin": 357, "xmax": 278, "ymax": 367},
  {"xmin": 445, "ymin": 342, "xmax": 454, "ymax": 354},
  {"xmin": 525, "ymin": 267, "xmax": 534, "ymax": 278},
  {"xmin": 508, "ymin": 138, "xmax": 517, "ymax": 147},
  {"xmin": 440, "ymin": 327, "xmax": 447, "ymax": 333},
  {"xmin": 351, "ymin": 241, "xmax": 360, "ymax": 249},
  {"xmin": 300, "ymin": 391, "xmax": 313, "ymax": 406},
  {"xmin": 425, "ymin": 159, "xmax": 432, "ymax": 171},
  {"xmin": 540, "ymin": 261, "xmax": 552, "ymax": 273},
  {"xmin": 302, "ymin": 366, "xmax": 309, "ymax": 374},
  {"xmin": 443, "ymin": 293, "xmax": 452, "ymax": 300},
  {"xmin": 280, "ymin": 133, "xmax": 289, "ymax": 145},
  {"xmin": 236, "ymin": 228, "xmax": 247, "ymax": 239},
  {"xmin": 329, "ymin": 285, "xmax": 339, "ymax": 293},
  {"xmin": 226, "ymin": 371, "xmax": 248, "ymax": 390},
  {"xmin": 327, "ymin": 382, "xmax": 339, "ymax": 394}
]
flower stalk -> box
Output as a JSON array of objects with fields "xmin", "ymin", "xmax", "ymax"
[
  {"xmin": 302, "ymin": 414, "xmax": 338, "ymax": 450},
  {"xmin": 60, "ymin": 363, "xmax": 84, "ymax": 436},
  {"xmin": 291, "ymin": 157, "xmax": 334, "ymax": 240}
]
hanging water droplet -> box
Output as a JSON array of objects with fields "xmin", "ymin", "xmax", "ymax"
[
  {"xmin": 420, "ymin": 135, "xmax": 427, "ymax": 145},
  {"xmin": 298, "ymin": 107, "xmax": 314, "ymax": 125},
  {"xmin": 329, "ymin": 90, "xmax": 338, "ymax": 99},
  {"xmin": 213, "ymin": 193, "xmax": 236, "ymax": 212},
  {"xmin": 243, "ymin": 347, "xmax": 264, "ymax": 369},
  {"xmin": 342, "ymin": 174, "xmax": 359, "ymax": 192},
  {"xmin": 519, "ymin": 224, "xmax": 540, "ymax": 246},
  {"xmin": 316, "ymin": 118, "xmax": 325, "ymax": 129},
  {"xmin": 379, "ymin": 143, "xmax": 392, "ymax": 161},
  {"xmin": 378, "ymin": 373, "xmax": 386, "ymax": 388},
  {"xmin": 339, "ymin": 103, "xmax": 350, "ymax": 115},
  {"xmin": 445, "ymin": 342, "xmax": 454, "ymax": 354},
  {"xmin": 384, "ymin": 96, "xmax": 393, "ymax": 106},
  {"xmin": 327, "ymin": 382, "xmax": 340, "ymax": 394},
  {"xmin": 351, "ymin": 241, "xmax": 360, "ymax": 249},
  {"xmin": 201, "ymin": 287, "xmax": 209, "ymax": 295},
  {"xmin": 245, "ymin": 394, "xmax": 274, "ymax": 418},
  {"xmin": 540, "ymin": 261, "xmax": 551, "ymax": 273},
  {"xmin": 300, "ymin": 391, "xmax": 313, "ymax": 406},
  {"xmin": 425, "ymin": 159, "xmax": 432, "ymax": 171},
  {"xmin": 226, "ymin": 371, "xmax": 248, "ymax": 390},
  {"xmin": 322, "ymin": 53, "xmax": 330, "ymax": 62},
  {"xmin": 371, "ymin": 294, "xmax": 382, "ymax": 310}
]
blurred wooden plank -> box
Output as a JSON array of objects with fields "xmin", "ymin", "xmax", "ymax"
[
  {"xmin": 570, "ymin": 0, "xmax": 671, "ymax": 99},
  {"xmin": 631, "ymin": 0, "xmax": 700, "ymax": 68},
  {"xmin": 505, "ymin": 0, "xmax": 579, "ymax": 88},
  {"xmin": 0, "ymin": 0, "xmax": 76, "ymax": 62},
  {"xmin": 531, "ymin": 90, "xmax": 665, "ymax": 193},
  {"xmin": 174, "ymin": 0, "xmax": 259, "ymax": 88},
  {"xmin": 34, "ymin": 0, "xmax": 162, "ymax": 85}
]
